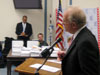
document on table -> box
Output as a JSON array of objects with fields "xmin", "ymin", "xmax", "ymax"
[
  {"xmin": 30, "ymin": 64, "xmax": 60, "ymax": 72},
  {"xmin": 47, "ymin": 60, "xmax": 61, "ymax": 64}
]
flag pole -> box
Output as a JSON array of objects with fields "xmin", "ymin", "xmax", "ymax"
[
  {"xmin": 44, "ymin": 0, "xmax": 47, "ymax": 42},
  {"xmin": 70, "ymin": 0, "xmax": 72, "ymax": 5}
]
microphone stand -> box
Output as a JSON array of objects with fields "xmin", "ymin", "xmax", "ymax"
[{"xmin": 34, "ymin": 47, "xmax": 54, "ymax": 75}]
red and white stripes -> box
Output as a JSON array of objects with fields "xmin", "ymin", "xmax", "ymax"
[
  {"xmin": 97, "ymin": 8, "xmax": 100, "ymax": 53},
  {"xmin": 55, "ymin": 5, "xmax": 64, "ymax": 49}
]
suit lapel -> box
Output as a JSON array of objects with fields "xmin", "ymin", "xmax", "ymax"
[
  {"xmin": 64, "ymin": 27, "xmax": 87, "ymax": 57},
  {"xmin": 21, "ymin": 23, "xmax": 23, "ymax": 31},
  {"xmin": 24, "ymin": 23, "xmax": 28, "ymax": 32}
]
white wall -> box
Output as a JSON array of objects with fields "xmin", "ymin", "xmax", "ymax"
[
  {"xmin": 52, "ymin": 0, "xmax": 100, "ymax": 25},
  {"xmin": 72, "ymin": 0, "xmax": 100, "ymax": 8},
  {"xmin": 0, "ymin": 0, "xmax": 45, "ymax": 41},
  {"xmin": 0, "ymin": 0, "xmax": 100, "ymax": 43}
]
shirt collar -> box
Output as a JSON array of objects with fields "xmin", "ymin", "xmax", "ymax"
[
  {"xmin": 73, "ymin": 25, "xmax": 86, "ymax": 40},
  {"xmin": 22, "ymin": 22, "xmax": 26, "ymax": 25}
]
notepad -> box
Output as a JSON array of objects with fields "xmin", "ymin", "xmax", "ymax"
[{"xmin": 30, "ymin": 64, "xmax": 60, "ymax": 72}]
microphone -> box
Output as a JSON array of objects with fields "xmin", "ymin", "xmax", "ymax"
[
  {"xmin": 35, "ymin": 38, "xmax": 62, "ymax": 75},
  {"xmin": 41, "ymin": 38, "xmax": 62, "ymax": 58}
]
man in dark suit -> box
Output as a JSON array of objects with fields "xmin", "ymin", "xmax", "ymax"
[
  {"xmin": 57, "ymin": 6, "xmax": 99, "ymax": 75},
  {"xmin": 16, "ymin": 16, "xmax": 32, "ymax": 47}
]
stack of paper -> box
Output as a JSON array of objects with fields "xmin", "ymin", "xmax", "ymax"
[
  {"xmin": 51, "ymin": 51, "xmax": 58, "ymax": 57},
  {"xmin": 12, "ymin": 41, "xmax": 23, "ymax": 56},
  {"xmin": 27, "ymin": 41, "xmax": 39, "ymax": 48},
  {"xmin": 11, "ymin": 40, "xmax": 60, "ymax": 57},
  {"xmin": 12, "ymin": 48, "xmax": 21, "ymax": 56},
  {"xmin": 12, "ymin": 40, "xmax": 23, "ymax": 48},
  {"xmin": 30, "ymin": 49, "xmax": 41, "ymax": 57},
  {"xmin": 53, "ymin": 47, "xmax": 60, "ymax": 51},
  {"xmin": 21, "ymin": 50, "xmax": 31, "ymax": 56},
  {"xmin": 41, "ymin": 46, "xmax": 50, "ymax": 51},
  {"xmin": 21, "ymin": 47, "xmax": 31, "ymax": 56}
]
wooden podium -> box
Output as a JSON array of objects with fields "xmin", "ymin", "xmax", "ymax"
[{"xmin": 15, "ymin": 58, "xmax": 61, "ymax": 75}]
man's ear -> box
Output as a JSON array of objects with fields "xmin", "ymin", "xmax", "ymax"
[{"xmin": 71, "ymin": 22, "xmax": 77, "ymax": 29}]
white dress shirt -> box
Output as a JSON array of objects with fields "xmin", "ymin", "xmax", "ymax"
[
  {"xmin": 73, "ymin": 25, "xmax": 86, "ymax": 41},
  {"xmin": 22, "ymin": 22, "xmax": 26, "ymax": 32}
]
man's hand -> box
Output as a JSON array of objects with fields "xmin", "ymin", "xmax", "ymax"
[
  {"xmin": 20, "ymin": 32, "xmax": 28, "ymax": 37},
  {"xmin": 24, "ymin": 34, "xmax": 28, "ymax": 37},
  {"xmin": 20, "ymin": 32, "xmax": 25, "ymax": 36},
  {"xmin": 57, "ymin": 50, "xmax": 66, "ymax": 61}
]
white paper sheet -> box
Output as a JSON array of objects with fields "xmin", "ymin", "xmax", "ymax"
[
  {"xmin": 30, "ymin": 64, "xmax": 60, "ymax": 72},
  {"xmin": 50, "ymin": 54, "xmax": 57, "ymax": 57},
  {"xmin": 53, "ymin": 47, "xmax": 60, "ymax": 51},
  {"xmin": 30, "ymin": 50, "xmax": 41, "ymax": 57},
  {"xmin": 47, "ymin": 60, "xmax": 61, "ymax": 64}
]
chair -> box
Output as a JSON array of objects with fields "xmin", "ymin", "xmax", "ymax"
[
  {"xmin": 2, "ymin": 37, "xmax": 14, "ymax": 62},
  {"xmin": 0, "ymin": 42, "xmax": 5, "ymax": 68}
]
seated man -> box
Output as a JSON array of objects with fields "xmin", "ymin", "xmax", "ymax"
[{"xmin": 37, "ymin": 33, "xmax": 48, "ymax": 47}]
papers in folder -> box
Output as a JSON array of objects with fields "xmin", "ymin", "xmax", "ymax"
[{"xmin": 30, "ymin": 64, "xmax": 60, "ymax": 72}]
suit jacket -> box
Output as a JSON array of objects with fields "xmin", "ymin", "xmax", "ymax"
[
  {"xmin": 16, "ymin": 22, "xmax": 32, "ymax": 39},
  {"xmin": 62, "ymin": 27, "xmax": 99, "ymax": 75}
]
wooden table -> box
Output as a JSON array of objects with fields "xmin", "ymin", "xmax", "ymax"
[{"xmin": 15, "ymin": 58, "xmax": 61, "ymax": 75}]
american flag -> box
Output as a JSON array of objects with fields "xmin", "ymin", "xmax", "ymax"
[
  {"xmin": 97, "ymin": 8, "xmax": 100, "ymax": 54},
  {"xmin": 56, "ymin": 0, "xmax": 64, "ymax": 49}
]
